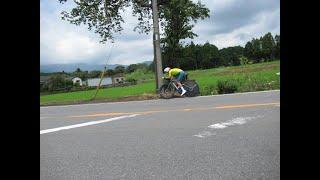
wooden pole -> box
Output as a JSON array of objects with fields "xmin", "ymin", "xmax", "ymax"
[
  {"xmin": 152, "ymin": 0, "xmax": 163, "ymax": 92},
  {"xmin": 91, "ymin": 66, "xmax": 107, "ymax": 100}
]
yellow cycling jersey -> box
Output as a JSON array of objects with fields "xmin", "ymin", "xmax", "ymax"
[{"xmin": 168, "ymin": 68, "xmax": 183, "ymax": 78}]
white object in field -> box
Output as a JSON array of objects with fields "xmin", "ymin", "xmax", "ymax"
[
  {"xmin": 87, "ymin": 77, "xmax": 112, "ymax": 87},
  {"xmin": 72, "ymin": 77, "xmax": 83, "ymax": 86}
]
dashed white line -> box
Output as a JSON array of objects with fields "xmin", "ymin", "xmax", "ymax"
[
  {"xmin": 193, "ymin": 131, "xmax": 216, "ymax": 138},
  {"xmin": 208, "ymin": 116, "xmax": 259, "ymax": 129},
  {"xmin": 193, "ymin": 116, "xmax": 262, "ymax": 138},
  {"xmin": 40, "ymin": 114, "xmax": 139, "ymax": 135}
]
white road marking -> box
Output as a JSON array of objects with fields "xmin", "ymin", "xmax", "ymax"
[
  {"xmin": 194, "ymin": 116, "xmax": 262, "ymax": 138},
  {"xmin": 40, "ymin": 90, "xmax": 280, "ymax": 108},
  {"xmin": 193, "ymin": 131, "xmax": 216, "ymax": 138},
  {"xmin": 40, "ymin": 114, "xmax": 139, "ymax": 135},
  {"xmin": 208, "ymin": 116, "xmax": 260, "ymax": 129}
]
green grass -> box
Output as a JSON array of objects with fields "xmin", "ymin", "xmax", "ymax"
[
  {"xmin": 189, "ymin": 61, "xmax": 280, "ymax": 95},
  {"xmin": 40, "ymin": 60, "xmax": 280, "ymax": 105},
  {"xmin": 125, "ymin": 69, "xmax": 155, "ymax": 82},
  {"xmin": 40, "ymin": 82, "xmax": 155, "ymax": 105}
]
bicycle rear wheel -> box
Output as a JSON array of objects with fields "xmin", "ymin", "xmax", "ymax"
[{"xmin": 183, "ymin": 80, "xmax": 200, "ymax": 97}]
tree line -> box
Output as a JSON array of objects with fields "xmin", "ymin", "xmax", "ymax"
[
  {"xmin": 160, "ymin": 32, "xmax": 280, "ymax": 71},
  {"xmin": 41, "ymin": 32, "xmax": 280, "ymax": 79},
  {"xmin": 40, "ymin": 63, "xmax": 151, "ymax": 80},
  {"xmin": 40, "ymin": 64, "xmax": 150, "ymax": 92}
]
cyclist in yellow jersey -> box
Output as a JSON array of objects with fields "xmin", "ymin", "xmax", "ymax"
[{"xmin": 163, "ymin": 67, "xmax": 187, "ymax": 96}]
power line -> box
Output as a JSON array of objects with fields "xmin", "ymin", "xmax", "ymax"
[{"xmin": 91, "ymin": 42, "xmax": 115, "ymax": 100}]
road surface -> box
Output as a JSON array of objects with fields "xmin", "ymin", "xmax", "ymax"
[{"xmin": 40, "ymin": 90, "xmax": 280, "ymax": 180}]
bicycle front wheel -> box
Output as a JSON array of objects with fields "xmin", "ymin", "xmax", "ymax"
[{"xmin": 159, "ymin": 84, "xmax": 175, "ymax": 99}]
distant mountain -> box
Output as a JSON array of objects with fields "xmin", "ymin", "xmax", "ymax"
[
  {"xmin": 40, "ymin": 61, "xmax": 153, "ymax": 73},
  {"xmin": 141, "ymin": 61, "xmax": 153, "ymax": 65},
  {"xmin": 40, "ymin": 63, "xmax": 128, "ymax": 73}
]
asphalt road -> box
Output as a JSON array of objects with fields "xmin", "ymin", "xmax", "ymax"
[{"xmin": 40, "ymin": 90, "xmax": 280, "ymax": 180}]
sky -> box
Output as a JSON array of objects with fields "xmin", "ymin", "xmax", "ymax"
[{"xmin": 40, "ymin": 0, "xmax": 280, "ymax": 65}]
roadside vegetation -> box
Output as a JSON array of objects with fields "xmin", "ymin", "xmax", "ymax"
[{"xmin": 40, "ymin": 61, "xmax": 279, "ymax": 105}]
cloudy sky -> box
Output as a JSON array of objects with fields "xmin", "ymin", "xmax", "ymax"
[{"xmin": 40, "ymin": 0, "xmax": 280, "ymax": 65}]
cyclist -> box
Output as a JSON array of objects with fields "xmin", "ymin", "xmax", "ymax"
[{"xmin": 163, "ymin": 67, "xmax": 187, "ymax": 96}]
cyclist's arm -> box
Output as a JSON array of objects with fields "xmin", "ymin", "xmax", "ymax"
[
  {"xmin": 166, "ymin": 71, "xmax": 176, "ymax": 80},
  {"xmin": 168, "ymin": 71, "xmax": 173, "ymax": 79}
]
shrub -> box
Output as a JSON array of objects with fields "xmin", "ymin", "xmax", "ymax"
[
  {"xmin": 217, "ymin": 79, "xmax": 238, "ymax": 94},
  {"xmin": 43, "ymin": 75, "xmax": 73, "ymax": 92},
  {"xmin": 126, "ymin": 78, "xmax": 137, "ymax": 85},
  {"xmin": 125, "ymin": 69, "xmax": 154, "ymax": 82},
  {"xmin": 239, "ymin": 56, "xmax": 249, "ymax": 65},
  {"xmin": 201, "ymin": 84, "xmax": 217, "ymax": 96}
]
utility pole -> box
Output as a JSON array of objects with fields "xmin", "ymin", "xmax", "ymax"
[
  {"xmin": 151, "ymin": 0, "xmax": 163, "ymax": 92},
  {"xmin": 153, "ymin": 33, "xmax": 159, "ymax": 90},
  {"xmin": 91, "ymin": 43, "xmax": 114, "ymax": 100},
  {"xmin": 91, "ymin": 66, "xmax": 106, "ymax": 100}
]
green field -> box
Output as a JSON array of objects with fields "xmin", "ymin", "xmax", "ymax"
[{"xmin": 40, "ymin": 61, "xmax": 280, "ymax": 105}]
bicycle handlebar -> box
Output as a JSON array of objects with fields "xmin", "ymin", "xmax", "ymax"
[{"xmin": 162, "ymin": 77, "xmax": 179, "ymax": 83}]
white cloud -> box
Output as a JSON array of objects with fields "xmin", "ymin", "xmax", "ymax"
[
  {"xmin": 191, "ymin": 5, "xmax": 280, "ymax": 49},
  {"xmin": 40, "ymin": 0, "xmax": 280, "ymax": 65},
  {"xmin": 40, "ymin": 0, "xmax": 154, "ymax": 65}
]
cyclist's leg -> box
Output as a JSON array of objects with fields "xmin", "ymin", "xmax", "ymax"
[
  {"xmin": 177, "ymin": 72, "xmax": 187, "ymax": 95},
  {"xmin": 178, "ymin": 72, "xmax": 184, "ymax": 82},
  {"xmin": 177, "ymin": 71, "xmax": 186, "ymax": 85}
]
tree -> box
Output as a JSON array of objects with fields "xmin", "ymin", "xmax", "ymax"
[
  {"xmin": 126, "ymin": 63, "xmax": 149, "ymax": 73},
  {"xmin": 88, "ymin": 70, "xmax": 102, "ymax": 78},
  {"xmin": 231, "ymin": 46, "xmax": 244, "ymax": 66},
  {"xmin": 43, "ymin": 74, "xmax": 73, "ymax": 92},
  {"xmin": 114, "ymin": 65, "xmax": 125, "ymax": 74},
  {"xmin": 239, "ymin": 55, "xmax": 250, "ymax": 65},
  {"xmin": 200, "ymin": 42, "xmax": 219, "ymax": 69},
  {"xmin": 274, "ymin": 34, "xmax": 280, "ymax": 59},
  {"xmin": 58, "ymin": 0, "xmax": 178, "ymax": 43},
  {"xmin": 261, "ymin": 32, "xmax": 275, "ymax": 60},
  {"xmin": 160, "ymin": 0, "xmax": 209, "ymax": 67},
  {"xmin": 219, "ymin": 46, "xmax": 244, "ymax": 66},
  {"xmin": 244, "ymin": 41, "xmax": 254, "ymax": 60},
  {"xmin": 180, "ymin": 42, "xmax": 196, "ymax": 70},
  {"xmin": 136, "ymin": 63, "xmax": 149, "ymax": 72},
  {"xmin": 251, "ymin": 38, "xmax": 263, "ymax": 63},
  {"xmin": 105, "ymin": 69, "xmax": 115, "ymax": 76},
  {"xmin": 185, "ymin": 41, "xmax": 198, "ymax": 70},
  {"xmin": 245, "ymin": 32, "xmax": 280, "ymax": 62},
  {"xmin": 180, "ymin": 42, "xmax": 219, "ymax": 70},
  {"xmin": 126, "ymin": 64, "xmax": 138, "ymax": 73}
]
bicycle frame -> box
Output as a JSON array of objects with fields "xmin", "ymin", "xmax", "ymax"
[
  {"xmin": 169, "ymin": 80, "xmax": 179, "ymax": 90},
  {"xmin": 165, "ymin": 79, "xmax": 193, "ymax": 90}
]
